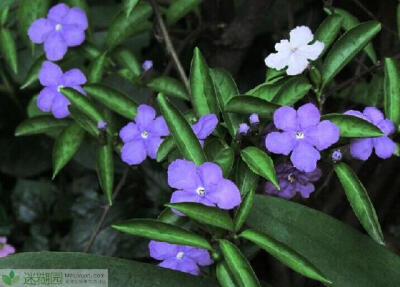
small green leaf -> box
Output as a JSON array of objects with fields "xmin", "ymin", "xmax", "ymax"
[
  {"xmin": 157, "ymin": 93, "xmax": 206, "ymax": 165},
  {"xmin": 148, "ymin": 76, "xmax": 189, "ymax": 101},
  {"xmin": 20, "ymin": 55, "xmax": 45, "ymax": 89},
  {"xmin": 273, "ymin": 76, "xmax": 311, "ymax": 105},
  {"xmin": 84, "ymin": 84, "xmax": 138, "ymax": 120},
  {"xmin": 241, "ymin": 147, "xmax": 279, "ymax": 190},
  {"xmin": 123, "ymin": 0, "xmax": 140, "ymax": 17},
  {"xmin": 234, "ymin": 189, "xmax": 255, "ymax": 232},
  {"xmin": 219, "ymin": 239, "xmax": 261, "ymax": 287},
  {"xmin": 216, "ymin": 262, "xmax": 237, "ymax": 287},
  {"xmin": 9, "ymin": 271, "xmax": 14, "ymax": 279},
  {"xmin": 322, "ymin": 21, "xmax": 381, "ymax": 87},
  {"xmin": 114, "ymin": 48, "xmax": 142, "ymax": 79},
  {"xmin": 0, "ymin": 28, "xmax": 18, "ymax": 74},
  {"xmin": 225, "ymin": 96, "xmax": 279, "ymax": 119},
  {"xmin": 112, "ymin": 219, "xmax": 213, "ymax": 250},
  {"xmin": 240, "ymin": 229, "xmax": 332, "ymax": 285},
  {"xmin": 166, "ymin": 0, "xmax": 202, "ymax": 25},
  {"xmin": 0, "ymin": 6, "xmax": 9, "ymax": 26},
  {"xmin": 97, "ymin": 135, "xmax": 114, "ymax": 205},
  {"xmin": 314, "ymin": 13, "xmax": 342, "ymax": 56},
  {"xmin": 156, "ymin": 136, "xmax": 176, "ymax": 162},
  {"xmin": 321, "ymin": 113, "xmax": 384, "ymax": 138},
  {"xmin": 334, "ymin": 162, "xmax": 384, "ymax": 245},
  {"xmin": 235, "ymin": 159, "xmax": 259, "ymax": 197},
  {"xmin": 166, "ymin": 202, "xmax": 234, "ymax": 231},
  {"xmin": 2, "ymin": 275, "xmax": 11, "ymax": 286},
  {"xmin": 15, "ymin": 116, "xmax": 71, "ymax": 136},
  {"xmin": 53, "ymin": 123, "xmax": 85, "ymax": 178},
  {"xmin": 384, "ymin": 58, "xmax": 400, "ymax": 127},
  {"xmin": 88, "ymin": 51, "xmax": 108, "ymax": 84}
]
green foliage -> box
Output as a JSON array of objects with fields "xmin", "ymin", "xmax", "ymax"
[
  {"xmin": 166, "ymin": 0, "xmax": 202, "ymax": 25},
  {"xmin": 384, "ymin": 58, "xmax": 400, "ymax": 127},
  {"xmin": 225, "ymin": 96, "xmax": 278, "ymax": 119},
  {"xmin": 321, "ymin": 114, "xmax": 384, "ymax": 137}
]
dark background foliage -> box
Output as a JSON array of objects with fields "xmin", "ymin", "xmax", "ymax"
[{"xmin": 0, "ymin": 0, "xmax": 399, "ymax": 286}]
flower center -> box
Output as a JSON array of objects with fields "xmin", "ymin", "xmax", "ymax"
[
  {"xmin": 290, "ymin": 46, "xmax": 298, "ymax": 52},
  {"xmin": 176, "ymin": 251, "xmax": 184, "ymax": 259},
  {"xmin": 296, "ymin": 131, "xmax": 304, "ymax": 139},
  {"xmin": 55, "ymin": 24, "xmax": 62, "ymax": 31},
  {"xmin": 141, "ymin": 131, "xmax": 149, "ymax": 139},
  {"xmin": 57, "ymin": 85, "xmax": 64, "ymax": 92},
  {"xmin": 196, "ymin": 186, "xmax": 205, "ymax": 197},
  {"xmin": 287, "ymin": 173, "xmax": 296, "ymax": 183}
]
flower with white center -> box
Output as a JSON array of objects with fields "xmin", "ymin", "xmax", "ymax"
[{"xmin": 264, "ymin": 26, "xmax": 324, "ymax": 76}]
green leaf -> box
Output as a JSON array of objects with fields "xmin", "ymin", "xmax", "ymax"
[
  {"xmin": 0, "ymin": 28, "xmax": 18, "ymax": 74},
  {"xmin": 265, "ymin": 69, "xmax": 286, "ymax": 84},
  {"xmin": 216, "ymin": 262, "xmax": 237, "ymax": 287},
  {"xmin": 9, "ymin": 271, "xmax": 14, "ymax": 279},
  {"xmin": 53, "ymin": 123, "xmax": 85, "ymax": 179},
  {"xmin": 241, "ymin": 147, "xmax": 279, "ymax": 190},
  {"xmin": 157, "ymin": 93, "xmax": 206, "ymax": 165},
  {"xmin": 15, "ymin": 116, "xmax": 71, "ymax": 136},
  {"xmin": 314, "ymin": 13, "xmax": 342, "ymax": 56},
  {"xmin": 273, "ymin": 76, "xmax": 311, "ymax": 105},
  {"xmin": 69, "ymin": 107, "xmax": 100, "ymax": 138},
  {"xmin": 114, "ymin": 48, "xmax": 142, "ymax": 79},
  {"xmin": 2, "ymin": 275, "xmax": 11, "ymax": 286},
  {"xmin": 219, "ymin": 239, "xmax": 261, "ymax": 287},
  {"xmin": 158, "ymin": 208, "xmax": 189, "ymax": 226},
  {"xmin": 166, "ymin": 0, "xmax": 202, "ymax": 25},
  {"xmin": 235, "ymin": 159, "xmax": 259, "ymax": 197},
  {"xmin": 84, "ymin": 84, "xmax": 138, "ymax": 120},
  {"xmin": 240, "ymin": 229, "xmax": 331, "ymax": 285},
  {"xmin": 112, "ymin": 219, "xmax": 213, "ymax": 250},
  {"xmin": 321, "ymin": 113, "xmax": 384, "ymax": 138},
  {"xmin": 247, "ymin": 80, "xmax": 286, "ymax": 102},
  {"xmin": 166, "ymin": 202, "xmax": 234, "ymax": 231},
  {"xmin": 247, "ymin": 195, "xmax": 400, "ymax": 287},
  {"xmin": 205, "ymin": 139, "xmax": 234, "ymax": 177},
  {"xmin": 322, "ymin": 21, "xmax": 381, "ymax": 87},
  {"xmin": 0, "ymin": 7, "xmax": 9, "ymax": 26},
  {"xmin": 88, "ymin": 51, "xmax": 108, "ymax": 84},
  {"xmin": 334, "ymin": 162, "xmax": 384, "ymax": 245},
  {"xmin": 234, "ymin": 189, "xmax": 255, "ymax": 232},
  {"xmin": 148, "ymin": 76, "xmax": 189, "ymax": 101},
  {"xmin": 106, "ymin": 3, "xmax": 152, "ymax": 49},
  {"xmin": 97, "ymin": 136, "xmax": 114, "ymax": 205},
  {"xmin": 384, "ymin": 58, "xmax": 400, "ymax": 127},
  {"xmin": 123, "ymin": 0, "xmax": 140, "ymax": 17},
  {"xmin": 156, "ymin": 136, "xmax": 176, "ymax": 162},
  {"xmin": 61, "ymin": 88, "xmax": 105, "ymax": 123},
  {"xmin": 224, "ymin": 96, "xmax": 279, "ymax": 119},
  {"xmin": 0, "ymin": 252, "xmax": 218, "ymax": 287},
  {"xmin": 210, "ymin": 68, "xmax": 243, "ymax": 137},
  {"xmin": 20, "ymin": 55, "xmax": 45, "ymax": 89},
  {"xmin": 190, "ymin": 47, "xmax": 219, "ymax": 117}
]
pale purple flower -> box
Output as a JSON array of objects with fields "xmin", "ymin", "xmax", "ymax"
[
  {"xmin": 142, "ymin": 60, "xmax": 153, "ymax": 72},
  {"xmin": 0, "ymin": 237, "xmax": 15, "ymax": 258},
  {"xmin": 265, "ymin": 103, "xmax": 339, "ymax": 172},
  {"xmin": 149, "ymin": 240, "xmax": 213, "ymax": 275},
  {"xmin": 28, "ymin": 3, "xmax": 88, "ymax": 61},
  {"xmin": 345, "ymin": 107, "xmax": 396, "ymax": 160},
  {"xmin": 191, "ymin": 114, "xmax": 218, "ymax": 146},
  {"xmin": 37, "ymin": 61, "xmax": 86, "ymax": 119},
  {"xmin": 265, "ymin": 162, "xmax": 321, "ymax": 199},
  {"xmin": 238, "ymin": 123, "xmax": 250, "ymax": 135},
  {"xmin": 249, "ymin": 113, "xmax": 259, "ymax": 125},
  {"xmin": 120, "ymin": 105, "xmax": 169, "ymax": 165},
  {"xmin": 332, "ymin": 149, "xmax": 342, "ymax": 162},
  {"xmin": 265, "ymin": 26, "xmax": 324, "ymax": 75},
  {"xmin": 168, "ymin": 159, "xmax": 241, "ymax": 213},
  {"xmin": 97, "ymin": 121, "xmax": 107, "ymax": 131}
]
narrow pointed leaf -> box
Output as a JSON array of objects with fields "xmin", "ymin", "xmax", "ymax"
[
  {"xmin": 321, "ymin": 114, "xmax": 384, "ymax": 137},
  {"xmin": 148, "ymin": 76, "xmax": 189, "ymax": 100},
  {"xmin": 247, "ymin": 80, "xmax": 286, "ymax": 101},
  {"xmin": 240, "ymin": 229, "xmax": 332, "ymax": 285},
  {"xmin": 97, "ymin": 135, "xmax": 114, "ymax": 205},
  {"xmin": 112, "ymin": 219, "xmax": 212, "ymax": 250},
  {"xmin": 156, "ymin": 136, "xmax": 176, "ymax": 162},
  {"xmin": 205, "ymin": 139, "xmax": 234, "ymax": 177},
  {"xmin": 21, "ymin": 56, "xmax": 45, "ymax": 89},
  {"xmin": 88, "ymin": 52, "xmax": 108, "ymax": 84},
  {"xmin": 266, "ymin": 69, "xmax": 286, "ymax": 84},
  {"xmin": 241, "ymin": 147, "xmax": 279, "ymax": 190},
  {"xmin": 234, "ymin": 189, "xmax": 255, "ymax": 232},
  {"xmin": 225, "ymin": 96, "xmax": 279, "ymax": 119},
  {"xmin": 158, "ymin": 208, "xmax": 188, "ymax": 226},
  {"xmin": 15, "ymin": 116, "xmax": 70, "ymax": 136},
  {"xmin": 69, "ymin": 106, "xmax": 100, "ymax": 138},
  {"xmin": 384, "ymin": 58, "xmax": 400, "ymax": 126},
  {"xmin": 0, "ymin": 28, "xmax": 18, "ymax": 74},
  {"xmin": 114, "ymin": 48, "xmax": 142, "ymax": 78},
  {"xmin": 216, "ymin": 262, "xmax": 237, "ymax": 287},
  {"xmin": 123, "ymin": 0, "xmax": 140, "ymax": 17},
  {"xmin": 334, "ymin": 162, "xmax": 384, "ymax": 245},
  {"xmin": 314, "ymin": 14, "xmax": 342, "ymax": 56},
  {"xmin": 219, "ymin": 239, "xmax": 261, "ymax": 287},
  {"xmin": 235, "ymin": 159, "xmax": 259, "ymax": 197},
  {"xmin": 273, "ymin": 76, "xmax": 311, "ymax": 105},
  {"xmin": 166, "ymin": 0, "xmax": 202, "ymax": 25}
]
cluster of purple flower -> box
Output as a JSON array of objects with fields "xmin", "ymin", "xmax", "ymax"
[{"xmin": 0, "ymin": 237, "xmax": 15, "ymax": 258}]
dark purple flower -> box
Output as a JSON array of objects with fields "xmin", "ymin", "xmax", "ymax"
[
  {"xmin": 28, "ymin": 3, "xmax": 88, "ymax": 61},
  {"xmin": 37, "ymin": 61, "xmax": 86, "ymax": 119},
  {"xmin": 168, "ymin": 159, "xmax": 241, "ymax": 213},
  {"xmin": 191, "ymin": 114, "xmax": 218, "ymax": 146},
  {"xmin": 0, "ymin": 237, "xmax": 15, "ymax": 258},
  {"xmin": 249, "ymin": 113, "xmax": 259, "ymax": 125},
  {"xmin": 265, "ymin": 162, "xmax": 321, "ymax": 199},
  {"xmin": 142, "ymin": 60, "xmax": 153, "ymax": 72},
  {"xmin": 120, "ymin": 105, "xmax": 169, "ymax": 165},
  {"xmin": 149, "ymin": 241, "xmax": 213, "ymax": 275},
  {"xmin": 238, "ymin": 123, "xmax": 250, "ymax": 135},
  {"xmin": 265, "ymin": 103, "xmax": 339, "ymax": 172},
  {"xmin": 345, "ymin": 107, "xmax": 396, "ymax": 160}
]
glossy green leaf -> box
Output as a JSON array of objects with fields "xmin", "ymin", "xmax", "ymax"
[
  {"xmin": 20, "ymin": 55, "xmax": 45, "ymax": 89},
  {"xmin": 148, "ymin": 76, "xmax": 189, "ymax": 100},
  {"xmin": 157, "ymin": 93, "xmax": 206, "ymax": 165},
  {"xmin": 314, "ymin": 13, "xmax": 342, "ymax": 56},
  {"xmin": 322, "ymin": 21, "xmax": 381, "ymax": 87},
  {"xmin": 190, "ymin": 47, "xmax": 219, "ymax": 117},
  {"xmin": 0, "ymin": 252, "xmax": 217, "ymax": 287},
  {"xmin": 0, "ymin": 28, "xmax": 18, "ymax": 74},
  {"xmin": 106, "ymin": 3, "xmax": 152, "ymax": 49},
  {"xmin": 97, "ymin": 135, "xmax": 114, "ymax": 205},
  {"xmin": 321, "ymin": 113, "xmax": 384, "ymax": 138},
  {"xmin": 205, "ymin": 139, "xmax": 234, "ymax": 177},
  {"xmin": 166, "ymin": 202, "xmax": 234, "ymax": 231},
  {"xmin": 247, "ymin": 80, "xmax": 286, "ymax": 101},
  {"xmin": 156, "ymin": 137, "xmax": 176, "ymax": 162},
  {"xmin": 384, "ymin": 58, "xmax": 400, "ymax": 126},
  {"xmin": 84, "ymin": 84, "xmax": 138, "ymax": 120},
  {"xmin": 52, "ymin": 123, "xmax": 85, "ymax": 178},
  {"xmin": 114, "ymin": 48, "xmax": 142, "ymax": 78},
  {"xmin": 88, "ymin": 52, "xmax": 108, "ymax": 83},
  {"xmin": 0, "ymin": 6, "xmax": 9, "ymax": 26},
  {"xmin": 265, "ymin": 69, "xmax": 286, "ymax": 84},
  {"xmin": 123, "ymin": 0, "xmax": 140, "ymax": 17},
  {"xmin": 69, "ymin": 106, "xmax": 100, "ymax": 138},
  {"xmin": 15, "ymin": 116, "xmax": 70, "ymax": 136},
  {"xmin": 225, "ymin": 96, "xmax": 279, "ymax": 119},
  {"xmin": 166, "ymin": 0, "xmax": 202, "ymax": 25},
  {"xmin": 210, "ymin": 68, "xmax": 243, "ymax": 137},
  {"xmin": 334, "ymin": 162, "xmax": 384, "ymax": 245},
  {"xmin": 219, "ymin": 239, "xmax": 261, "ymax": 287},
  {"xmin": 241, "ymin": 147, "xmax": 279, "ymax": 190},
  {"xmin": 113, "ymin": 219, "xmax": 212, "ymax": 250},
  {"xmin": 240, "ymin": 229, "xmax": 331, "ymax": 285},
  {"xmin": 273, "ymin": 76, "xmax": 311, "ymax": 105},
  {"xmin": 235, "ymin": 159, "xmax": 259, "ymax": 197},
  {"xmin": 158, "ymin": 207, "xmax": 189, "ymax": 226},
  {"xmin": 234, "ymin": 189, "xmax": 255, "ymax": 232},
  {"xmin": 216, "ymin": 262, "xmax": 237, "ymax": 287}
]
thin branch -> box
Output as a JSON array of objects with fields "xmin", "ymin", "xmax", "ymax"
[{"xmin": 149, "ymin": 0, "xmax": 191, "ymax": 94}]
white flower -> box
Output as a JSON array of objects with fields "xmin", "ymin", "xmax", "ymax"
[{"xmin": 264, "ymin": 26, "xmax": 324, "ymax": 76}]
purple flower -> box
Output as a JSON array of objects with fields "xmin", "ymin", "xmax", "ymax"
[
  {"xmin": 332, "ymin": 149, "xmax": 342, "ymax": 162},
  {"xmin": 265, "ymin": 103, "xmax": 339, "ymax": 172},
  {"xmin": 191, "ymin": 114, "xmax": 218, "ymax": 146},
  {"xmin": 0, "ymin": 237, "xmax": 15, "ymax": 258},
  {"xmin": 249, "ymin": 113, "xmax": 259, "ymax": 125},
  {"xmin": 345, "ymin": 107, "xmax": 396, "ymax": 160},
  {"xmin": 97, "ymin": 121, "xmax": 107, "ymax": 131},
  {"xmin": 238, "ymin": 123, "xmax": 250, "ymax": 135},
  {"xmin": 28, "ymin": 3, "xmax": 88, "ymax": 61},
  {"xmin": 142, "ymin": 60, "xmax": 153, "ymax": 72},
  {"xmin": 149, "ymin": 241, "xmax": 213, "ymax": 275},
  {"xmin": 265, "ymin": 162, "xmax": 321, "ymax": 199},
  {"xmin": 37, "ymin": 61, "xmax": 86, "ymax": 119},
  {"xmin": 168, "ymin": 159, "xmax": 241, "ymax": 213},
  {"xmin": 120, "ymin": 105, "xmax": 169, "ymax": 165}
]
